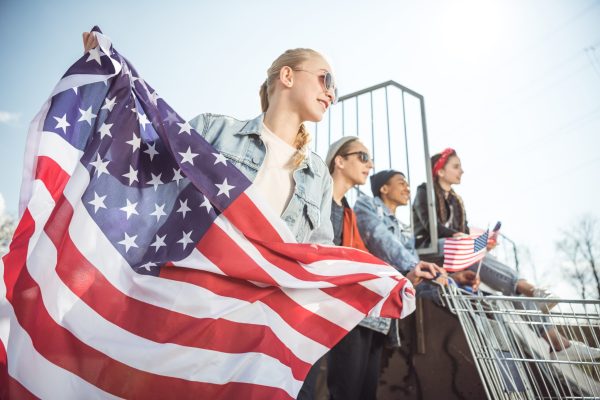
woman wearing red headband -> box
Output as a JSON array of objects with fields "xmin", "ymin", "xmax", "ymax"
[
  {"xmin": 413, "ymin": 148, "xmax": 600, "ymax": 361},
  {"xmin": 413, "ymin": 148, "xmax": 551, "ymax": 301}
]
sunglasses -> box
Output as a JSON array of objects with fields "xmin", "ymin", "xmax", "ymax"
[
  {"xmin": 293, "ymin": 69, "xmax": 338, "ymax": 104},
  {"xmin": 342, "ymin": 151, "xmax": 372, "ymax": 163}
]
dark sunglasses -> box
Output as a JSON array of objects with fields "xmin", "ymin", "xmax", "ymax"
[
  {"xmin": 293, "ymin": 69, "xmax": 338, "ymax": 104},
  {"xmin": 342, "ymin": 151, "xmax": 372, "ymax": 163}
]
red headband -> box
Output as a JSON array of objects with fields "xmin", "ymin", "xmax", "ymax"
[{"xmin": 432, "ymin": 148, "xmax": 455, "ymax": 177}]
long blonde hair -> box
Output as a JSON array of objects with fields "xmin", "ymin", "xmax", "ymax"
[{"xmin": 259, "ymin": 48, "xmax": 322, "ymax": 167}]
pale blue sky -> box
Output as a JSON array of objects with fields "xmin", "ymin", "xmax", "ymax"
[{"xmin": 1, "ymin": 0, "xmax": 599, "ymax": 296}]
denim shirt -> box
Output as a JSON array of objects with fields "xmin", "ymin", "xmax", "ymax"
[
  {"xmin": 354, "ymin": 196, "xmax": 419, "ymax": 274},
  {"xmin": 354, "ymin": 196, "xmax": 419, "ymax": 340},
  {"xmin": 188, "ymin": 113, "xmax": 334, "ymax": 245}
]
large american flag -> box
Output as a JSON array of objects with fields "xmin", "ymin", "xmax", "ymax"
[
  {"xmin": 442, "ymin": 230, "xmax": 489, "ymax": 272},
  {"xmin": 0, "ymin": 27, "xmax": 415, "ymax": 399}
]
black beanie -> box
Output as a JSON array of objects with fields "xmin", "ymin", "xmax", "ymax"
[{"xmin": 370, "ymin": 170, "xmax": 405, "ymax": 197}]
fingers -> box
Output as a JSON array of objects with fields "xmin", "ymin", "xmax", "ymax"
[
  {"xmin": 472, "ymin": 275, "xmax": 481, "ymax": 292},
  {"xmin": 415, "ymin": 262, "xmax": 438, "ymax": 280},
  {"xmin": 82, "ymin": 31, "xmax": 98, "ymax": 53}
]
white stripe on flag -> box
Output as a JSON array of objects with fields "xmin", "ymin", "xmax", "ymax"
[{"xmin": 26, "ymin": 228, "xmax": 301, "ymax": 396}]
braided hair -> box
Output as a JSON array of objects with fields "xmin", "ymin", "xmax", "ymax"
[{"xmin": 431, "ymin": 150, "xmax": 467, "ymax": 233}]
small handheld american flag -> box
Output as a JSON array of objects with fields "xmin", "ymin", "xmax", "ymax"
[{"xmin": 442, "ymin": 230, "xmax": 489, "ymax": 272}]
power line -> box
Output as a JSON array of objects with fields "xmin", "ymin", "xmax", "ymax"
[
  {"xmin": 534, "ymin": 156, "xmax": 600, "ymax": 188},
  {"xmin": 512, "ymin": 105, "xmax": 600, "ymax": 157},
  {"xmin": 585, "ymin": 46, "xmax": 600, "ymax": 80}
]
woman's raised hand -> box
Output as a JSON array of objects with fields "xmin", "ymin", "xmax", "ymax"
[{"xmin": 82, "ymin": 31, "xmax": 99, "ymax": 53}]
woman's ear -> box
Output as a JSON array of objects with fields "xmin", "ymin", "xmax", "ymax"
[
  {"xmin": 334, "ymin": 155, "xmax": 345, "ymax": 170},
  {"xmin": 279, "ymin": 66, "xmax": 294, "ymax": 88}
]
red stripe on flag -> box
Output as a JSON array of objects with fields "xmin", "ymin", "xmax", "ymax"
[
  {"xmin": 196, "ymin": 224, "xmax": 278, "ymax": 285},
  {"xmin": 380, "ymin": 280, "xmax": 412, "ymax": 317},
  {"xmin": 321, "ymin": 285, "xmax": 383, "ymax": 315},
  {"xmin": 225, "ymin": 194, "xmax": 387, "ymax": 265},
  {"xmin": 0, "ymin": 357, "xmax": 37, "ymax": 400},
  {"xmin": 35, "ymin": 156, "xmax": 70, "ymax": 202},
  {"xmin": 2, "ymin": 210, "xmax": 36, "ymax": 302},
  {"xmin": 42, "ymin": 195, "xmax": 311, "ymax": 380},
  {"xmin": 159, "ymin": 266, "xmax": 350, "ymax": 348},
  {"xmin": 10, "ymin": 257, "xmax": 293, "ymax": 399},
  {"xmin": 198, "ymin": 223, "xmax": 387, "ymax": 318}
]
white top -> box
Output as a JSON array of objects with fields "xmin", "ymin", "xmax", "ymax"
[{"xmin": 252, "ymin": 123, "xmax": 297, "ymax": 216}]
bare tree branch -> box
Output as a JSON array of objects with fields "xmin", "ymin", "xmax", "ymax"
[{"xmin": 556, "ymin": 215, "xmax": 600, "ymax": 299}]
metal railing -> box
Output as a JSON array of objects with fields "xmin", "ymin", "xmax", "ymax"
[
  {"xmin": 441, "ymin": 284, "xmax": 600, "ymax": 399},
  {"xmin": 310, "ymin": 80, "xmax": 439, "ymax": 255}
]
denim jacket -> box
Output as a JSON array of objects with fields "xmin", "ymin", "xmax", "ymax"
[
  {"xmin": 189, "ymin": 113, "xmax": 334, "ymax": 245},
  {"xmin": 354, "ymin": 196, "xmax": 419, "ymax": 274},
  {"xmin": 354, "ymin": 195, "xmax": 419, "ymax": 342}
]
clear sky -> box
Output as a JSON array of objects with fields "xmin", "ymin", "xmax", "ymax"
[{"xmin": 1, "ymin": 0, "xmax": 599, "ymax": 296}]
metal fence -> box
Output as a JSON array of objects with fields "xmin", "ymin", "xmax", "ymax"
[
  {"xmin": 440, "ymin": 284, "xmax": 600, "ymax": 399},
  {"xmin": 309, "ymin": 80, "xmax": 439, "ymax": 255}
]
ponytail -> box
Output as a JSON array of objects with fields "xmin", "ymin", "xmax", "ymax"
[{"xmin": 259, "ymin": 79, "xmax": 269, "ymax": 112}]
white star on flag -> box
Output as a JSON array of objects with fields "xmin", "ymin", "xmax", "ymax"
[
  {"xmin": 177, "ymin": 231, "xmax": 194, "ymax": 249},
  {"xmin": 126, "ymin": 132, "xmax": 141, "ymax": 152},
  {"xmin": 172, "ymin": 168, "xmax": 184, "ymax": 185},
  {"xmin": 98, "ymin": 123, "xmax": 113, "ymax": 139},
  {"xmin": 176, "ymin": 121, "xmax": 192, "ymax": 135},
  {"xmin": 88, "ymin": 192, "xmax": 107, "ymax": 213},
  {"xmin": 144, "ymin": 142, "xmax": 159, "ymax": 161},
  {"xmin": 86, "ymin": 47, "xmax": 103, "ymax": 65},
  {"xmin": 53, "ymin": 114, "xmax": 70, "ymax": 134},
  {"xmin": 150, "ymin": 203, "xmax": 167, "ymax": 222},
  {"xmin": 213, "ymin": 152, "xmax": 228, "ymax": 166},
  {"xmin": 118, "ymin": 232, "xmax": 138, "ymax": 253},
  {"xmin": 147, "ymin": 173, "xmax": 163, "ymax": 191},
  {"xmin": 120, "ymin": 199, "xmax": 139, "ymax": 220},
  {"xmin": 215, "ymin": 178, "xmax": 235, "ymax": 198},
  {"xmin": 178, "ymin": 147, "xmax": 198, "ymax": 164},
  {"xmin": 101, "ymin": 96, "xmax": 117, "ymax": 112},
  {"xmin": 122, "ymin": 165, "xmax": 139, "ymax": 186},
  {"xmin": 150, "ymin": 234, "xmax": 167, "ymax": 251},
  {"xmin": 78, "ymin": 106, "xmax": 97, "ymax": 126},
  {"xmin": 138, "ymin": 262, "xmax": 157, "ymax": 272},
  {"xmin": 165, "ymin": 109, "xmax": 179, "ymax": 125},
  {"xmin": 138, "ymin": 112, "xmax": 150, "ymax": 130},
  {"xmin": 177, "ymin": 199, "xmax": 191, "ymax": 219},
  {"xmin": 199, "ymin": 195, "xmax": 213, "ymax": 213},
  {"xmin": 89, "ymin": 154, "xmax": 110, "ymax": 177},
  {"xmin": 150, "ymin": 91, "xmax": 160, "ymax": 106}
]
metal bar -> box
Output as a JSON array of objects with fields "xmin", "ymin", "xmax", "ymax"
[
  {"xmin": 401, "ymin": 90, "xmax": 410, "ymax": 179},
  {"xmin": 416, "ymin": 93, "xmax": 438, "ymax": 256},
  {"xmin": 440, "ymin": 285, "xmax": 600, "ymax": 399},
  {"xmin": 416, "ymin": 298, "xmax": 426, "ymax": 354},
  {"xmin": 355, "ymin": 95, "xmax": 359, "ymax": 138},
  {"xmin": 384, "ymin": 86, "xmax": 391, "ymax": 169},
  {"xmin": 341, "ymin": 100, "xmax": 345, "ymax": 136},
  {"xmin": 370, "ymin": 91, "xmax": 375, "ymax": 167},
  {"xmin": 337, "ymin": 80, "xmax": 424, "ymax": 103}
]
